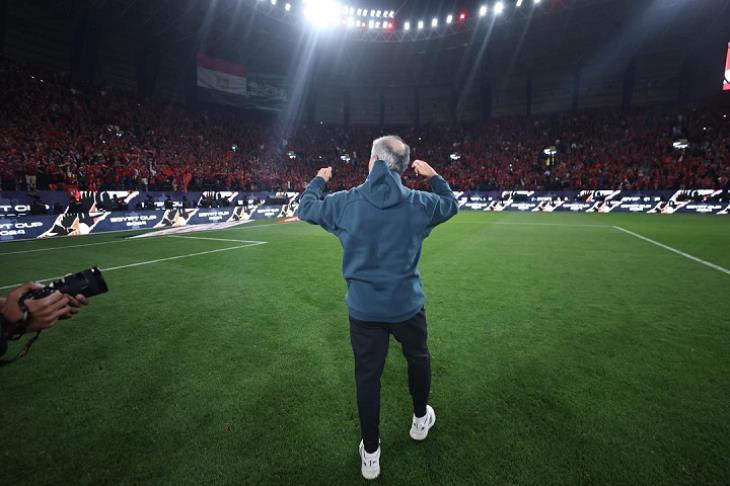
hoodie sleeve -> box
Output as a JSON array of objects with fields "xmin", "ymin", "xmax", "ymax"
[
  {"xmin": 297, "ymin": 176, "xmax": 345, "ymax": 234},
  {"xmin": 424, "ymin": 175, "xmax": 459, "ymax": 229}
]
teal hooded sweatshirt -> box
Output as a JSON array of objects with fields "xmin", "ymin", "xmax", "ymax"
[{"xmin": 297, "ymin": 160, "xmax": 458, "ymax": 323}]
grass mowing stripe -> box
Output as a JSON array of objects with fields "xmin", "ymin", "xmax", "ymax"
[
  {"xmin": 0, "ymin": 241, "xmax": 268, "ymax": 290},
  {"xmin": 613, "ymin": 225, "xmax": 730, "ymax": 276},
  {"xmin": 492, "ymin": 222, "xmax": 610, "ymax": 228},
  {"xmin": 450, "ymin": 221, "xmax": 613, "ymax": 228},
  {"xmin": 0, "ymin": 239, "xmax": 135, "ymax": 256}
]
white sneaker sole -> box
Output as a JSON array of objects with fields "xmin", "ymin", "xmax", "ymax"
[
  {"xmin": 359, "ymin": 442, "xmax": 380, "ymax": 480},
  {"xmin": 361, "ymin": 466, "xmax": 380, "ymax": 480},
  {"xmin": 409, "ymin": 405, "xmax": 436, "ymax": 441}
]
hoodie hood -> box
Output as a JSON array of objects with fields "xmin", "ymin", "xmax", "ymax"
[{"xmin": 358, "ymin": 160, "xmax": 410, "ymax": 209}]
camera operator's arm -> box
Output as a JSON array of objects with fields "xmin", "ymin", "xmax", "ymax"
[{"xmin": 1, "ymin": 283, "xmax": 87, "ymax": 336}]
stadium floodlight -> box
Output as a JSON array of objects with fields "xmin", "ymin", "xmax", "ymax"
[
  {"xmin": 534, "ymin": 0, "xmax": 541, "ymax": 3},
  {"xmin": 346, "ymin": 17, "xmax": 354, "ymax": 27},
  {"xmin": 516, "ymin": 0, "xmax": 523, "ymax": 6},
  {"xmin": 672, "ymin": 139, "xmax": 689, "ymax": 150},
  {"xmin": 376, "ymin": 10, "xmax": 381, "ymax": 17},
  {"xmin": 390, "ymin": 11, "xmax": 395, "ymax": 18},
  {"xmin": 270, "ymin": 0, "xmax": 277, "ymax": 4},
  {"xmin": 446, "ymin": 14, "xmax": 453, "ymax": 24},
  {"xmin": 431, "ymin": 17, "xmax": 438, "ymax": 27},
  {"xmin": 494, "ymin": 1, "xmax": 504, "ymax": 15},
  {"xmin": 303, "ymin": 0, "xmax": 341, "ymax": 27},
  {"xmin": 417, "ymin": 20, "xmax": 424, "ymax": 29},
  {"xmin": 356, "ymin": 8, "xmax": 362, "ymax": 16},
  {"xmin": 479, "ymin": 5, "xmax": 488, "ymax": 16},
  {"xmin": 285, "ymin": 2, "xmax": 291, "ymax": 11},
  {"xmin": 375, "ymin": 21, "xmax": 381, "ymax": 28},
  {"xmin": 404, "ymin": 21, "xmax": 411, "ymax": 30}
]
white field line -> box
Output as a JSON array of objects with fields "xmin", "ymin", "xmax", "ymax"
[
  {"xmin": 613, "ymin": 225, "xmax": 730, "ymax": 276},
  {"xmin": 0, "ymin": 221, "xmax": 290, "ymax": 256},
  {"xmin": 0, "ymin": 240, "xmax": 267, "ymax": 290},
  {"xmin": 207, "ymin": 222, "xmax": 293, "ymax": 233},
  {"xmin": 165, "ymin": 235, "xmax": 262, "ymax": 243}
]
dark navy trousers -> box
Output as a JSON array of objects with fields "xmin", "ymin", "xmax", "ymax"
[{"xmin": 349, "ymin": 309, "xmax": 431, "ymax": 453}]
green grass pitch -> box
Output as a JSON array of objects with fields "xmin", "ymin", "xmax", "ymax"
[{"xmin": 1, "ymin": 212, "xmax": 729, "ymax": 485}]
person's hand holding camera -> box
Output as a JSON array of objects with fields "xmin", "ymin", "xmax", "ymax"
[
  {"xmin": 317, "ymin": 167, "xmax": 333, "ymax": 183},
  {"xmin": 1, "ymin": 282, "xmax": 88, "ymax": 334}
]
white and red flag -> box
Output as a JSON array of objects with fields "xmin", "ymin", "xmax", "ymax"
[{"xmin": 196, "ymin": 53, "xmax": 247, "ymax": 96}]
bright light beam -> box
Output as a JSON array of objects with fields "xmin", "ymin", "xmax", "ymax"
[{"xmin": 302, "ymin": 0, "xmax": 340, "ymax": 28}]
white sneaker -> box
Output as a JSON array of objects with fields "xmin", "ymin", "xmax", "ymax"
[
  {"xmin": 409, "ymin": 405, "xmax": 436, "ymax": 441},
  {"xmin": 358, "ymin": 440, "xmax": 381, "ymax": 480}
]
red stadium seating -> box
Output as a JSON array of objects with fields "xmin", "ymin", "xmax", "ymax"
[{"xmin": 1, "ymin": 57, "xmax": 728, "ymax": 194}]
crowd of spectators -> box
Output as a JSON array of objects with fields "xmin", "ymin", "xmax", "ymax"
[{"xmin": 1, "ymin": 56, "xmax": 729, "ymax": 194}]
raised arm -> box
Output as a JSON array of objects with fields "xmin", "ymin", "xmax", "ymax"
[
  {"xmin": 412, "ymin": 160, "xmax": 459, "ymax": 229},
  {"xmin": 297, "ymin": 167, "xmax": 344, "ymax": 233}
]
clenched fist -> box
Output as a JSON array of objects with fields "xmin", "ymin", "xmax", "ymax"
[
  {"xmin": 412, "ymin": 160, "xmax": 438, "ymax": 180},
  {"xmin": 317, "ymin": 167, "xmax": 333, "ymax": 183}
]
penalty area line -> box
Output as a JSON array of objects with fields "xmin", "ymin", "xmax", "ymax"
[
  {"xmin": 612, "ymin": 225, "xmax": 730, "ymax": 276},
  {"xmin": 0, "ymin": 226, "xmax": 279, "ymax": 256},
  {"xmin": 164, "ymin": 235, "xmax": 265, "ymax": 243},
  {"xmin": 0, "ymin": 241, "xmax": 268, "ymax": 290}
]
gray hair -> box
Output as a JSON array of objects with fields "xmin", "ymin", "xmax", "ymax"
[{"xmin": 371, "ymin": 135, "xmax": 410, "ymax": 174}]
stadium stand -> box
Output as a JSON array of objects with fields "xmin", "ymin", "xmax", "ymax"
[{"xmin": 1, "ymin": 56, "xmax": 729, "ymax": 197}]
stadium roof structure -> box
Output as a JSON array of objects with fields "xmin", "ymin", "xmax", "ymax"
[{"xmin": 40, "ymin": 0, "xmax": 730, "ymax": 88}]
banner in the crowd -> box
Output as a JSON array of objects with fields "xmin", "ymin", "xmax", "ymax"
[
  {"xmin": 196, "ymin": 52, "xmax": 288, "ymax": 111},
  {"xmin": 244, "ymin": 72, "xmax": 288, "ymax": 112},
  {"xmin": 197, "ymin": 53, "xmax": 247, "ymax": 97},
  {"xmin": 0, "ymin": 189, "xmax": 726, "ymax": 241}
]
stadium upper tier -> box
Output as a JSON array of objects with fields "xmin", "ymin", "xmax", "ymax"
[{"xmin": 1, "ymin": 57, "xmax": 728, "ymax": 193}]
